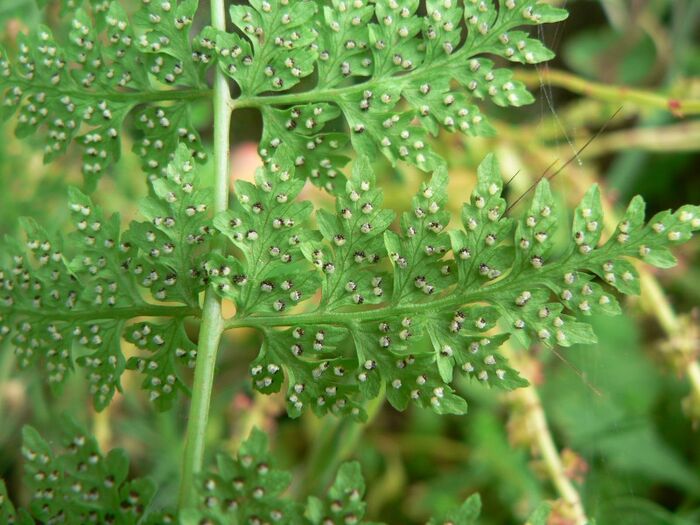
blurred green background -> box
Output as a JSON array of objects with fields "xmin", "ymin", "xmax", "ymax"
[{"xmin": 1, "ymin": 1, "xmax": 699, "ymax": 524}]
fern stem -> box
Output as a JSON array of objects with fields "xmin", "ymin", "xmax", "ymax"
[
  {"xmin": 0, "ymin": 80, "xmax": 210, "ymax": 104},
  {"xmin": 0, "ymin": 341, "xmax": 15, "ymax": 427},
  {"xmin": 229, "ymin": 45, "xmax": 492, "ymax": 110},
  {"xmin": 178, "ymin": 0, "xmax": 231, "ymax": 509},
  {"xmin": 178, "ymin": 291, "xmax": 225, "ymax": 507},
  {"xmin": 0, "ymin": 305, "xmax": 198, "ymax": 322},
  {"xmin": 221, "ymin": 246, "xmax": 609, "ymax": 331},
  {"xmin": 514, "ymin": 68, "xmax": 700, "ymax": 116},
  {"xmin": 223, "ymin": 291, "xmax": 487, "ymax": 329}
]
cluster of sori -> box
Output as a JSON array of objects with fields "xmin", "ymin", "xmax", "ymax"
[
  {"xmin": 3, "ymin": 419, "xmax": 492, "ymax": 524},
  {"xmin": 3, "ymin": 0, "xmax": 567, "ymax": 190},
  {"xmin": 205, "ymin": 153, "xmax": 699, "ymax": 422},
  {"xmin": 0, "ymin": 147, "xmax": 207, "ymax": 411},
  {"xmin": 1, "ymin": 1, "xmax": 698, "ymax": 523},
  {"xmin": 0, "ymin": 0, "xmax": 204, "ymax": 187}
]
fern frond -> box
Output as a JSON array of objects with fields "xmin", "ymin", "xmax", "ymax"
[
  {"xmin": 207, "ymin": 0, "xmax": 567, "ymax": 191},
  {"xmin": 1, "ymin": 1, "xmax": 564, "ymax": 191},
  {"xmin": 13, "ymin": 418, "xmax": 155, "ymax": 524},
  {"xmin": 0, "ymin": 1, "xmax": 205, "ymax": 187},
  {"xmin": 0, "ymin": 422, "xmax": 477, "ymax": 524},
  {"xmin": 0, "ymin": 146, "xmax": 206, "ymax": 410},
  {"xmin": 218, "ymin": 155, "xmax": 700, "ymax": 420},
  {"xmin": 183, "ymin": 427, "xmax": 477, "ymax": 524}
]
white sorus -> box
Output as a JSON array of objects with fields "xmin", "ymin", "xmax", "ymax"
[
  {"xmin": 679, "ymin": 210, "xmax": 694, "ymax": 223},
  {"xmin": 458, "ymin": 248, "xmax": 471, "ymax": 260},
  {"xmin": 515, "ymin": 290, "xmax": 531, "ymax": 306}
]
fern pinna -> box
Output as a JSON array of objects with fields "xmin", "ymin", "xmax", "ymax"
[{"xmin": 0, "ymin": 0, "xmax": 698, "ymax": 523}]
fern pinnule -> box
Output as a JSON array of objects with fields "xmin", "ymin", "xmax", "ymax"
[
  {"xmin": 0, "ymin": 1, "xmax": 205, "ymax": 187},
  {"xmin": 0, "ymin": 146, "xmax": 206, "ymax": 410},
  {"xmin": 218, "ymin": 154, "xmax": 700, "ymax": 420}
]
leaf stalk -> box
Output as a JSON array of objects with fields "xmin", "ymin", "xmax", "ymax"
[{"xmin": 178, "ymin": 0, "xmax": 232, "ymax": 509}]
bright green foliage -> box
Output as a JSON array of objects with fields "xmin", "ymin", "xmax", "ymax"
[
  {"xmin": 1, "ymin": 1, "xmax": 567, "ymax": 192},
  {"xmin": 182, "ymin": 427, "xmax": 466, "ymax": 524},
  {"xmin": 258, "ymin": 102, "xmax": 350, "ymax": 193},
  {"xmin": 217, "ymin": 154, "xmax": 700, "ymax": 421},
  {"xmin": 305, "ymin": 462, "xmax": 375, "ymax": 524},
  {"xmin": 0, "ymin": 422, "xmax": 473, "ymax": 524},
  {"xmin": 227, "ymin": 0, "xmax": 318, "ymax": 95},
  {"xmin": 2, "ymin": 1, "xmax": 700, "ymax": 522},
  {"xmin": 125, "ymin": 145, "xmax": 212, "ymax": 308},
  {"xmin": 0, "ymin": 146, "xmax": 204, "ymax": 411},
  {"xmin": 12, "ymin": 418, "xmax": 156, "ymax": 524},
  {"xmin": 524, "ymin": 503, "xmax": 551, "ymax": 525},
  {"xmin": 0, "ymin": 479, "xmax": 31, "ymax": 525},
  {"xmin": 183, "ymin": 427, "xmax": 301, "ymax": 524},
  {"xmin": 125, "ymin": 319, "xmax": 198, "ymax": 411},
  {"xmin": 205, "ymin": 0, "xmax": 567, "ymax": 192},
  {"xmin": 0, "ymin": 0, "xmax": 204, "ymax": 188},
  {"xmin": 207, "ymin": 162, "xmax": 320, "ymax": 316}
]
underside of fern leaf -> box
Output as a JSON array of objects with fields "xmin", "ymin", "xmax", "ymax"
[
  {"xmin": 0, "ymin": 0, "xmax": 206, "ymax": 188},
  {"xmin": 0, "ymin": 419, "xmax": 484, "ymax": 524},
  {"xmin": 0, "ymin": 146, "xmax": 207, "ymax": 410},
  {"xmin": 213, "ymin": 154, "xmax": 700, "ymax": 420},
  {"xmin": 1, "ymin": 140, "xmax": 698, "ymax": 418},
  {"xmin": 1, "ymin": 1, "xmax": 699, "ymax": 522},
  {"xmin": 216, "ymin": 0, "xmax": 568, "ymax": 192},
  {"xmin": 1, "ymin": 0, "xmax": 566, "ymax": 191}
]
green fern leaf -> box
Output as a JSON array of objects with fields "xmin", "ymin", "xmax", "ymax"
[
  {"xmin": 2, "ymin": 422, "xmax": 482, "ymax": 524},
  {"xmin": 228, "ymin": 0, "xmax": 318, "ymax": 95},
  {"xmin": 0, "ymin": 1, "xmax": 205, "ymax": 187},
  {"xmin": 125, "ymin": 318, "xmax": 197, "ymax": 410},
  {"xmin": 183, "ymin": 426, "xmax": 468, "ymax": 524},
  {"xmin": 525, "ymin": 502, "xmax": 552, "ymax": 525},
  {"xmin": 220, "ymin": 154, "xmax": 699, "ymax": 420},
  {"xmin": 305, "ymin": 462, "xmax": 378, "ymax": 525},
  {"xmin": 183, "ymin": 427, "xmax": 302, "ymax": 524},
  {"xmin": 125, "ymin": 145, "xmax": 212, "ymax": 307},
  {"xmin": 0, "ymin": 480, "xmax": 29, "ymax": 525},
  {"xmin": 0, "ymin": 146, "xmax": 204, "ymax": 410},
  {"xmin": 258, "ymin": 103, "xmax": 351, "ymax": 193},
  {"xmin": 208, "ymin": 164, "xmax": 320, "ymax": 316},
  {"xmin": 19, "ymin": 418, "xmax": 156, "ymax": 524},
  {"xmin": 208, "ymin": 0, "xmax": 566, "ymax": 191}
]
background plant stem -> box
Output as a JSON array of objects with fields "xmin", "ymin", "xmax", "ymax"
[
  {"xmin": 177, "ymin": 0, "xmax": 231, "ymax": 509},
  {"xmin": 514, "ymin": 68, "xmax": 700, "ymax": 116},
  {"xmin": 506, "ymin": 364, "xmax": 589, "ymax": 525}
]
